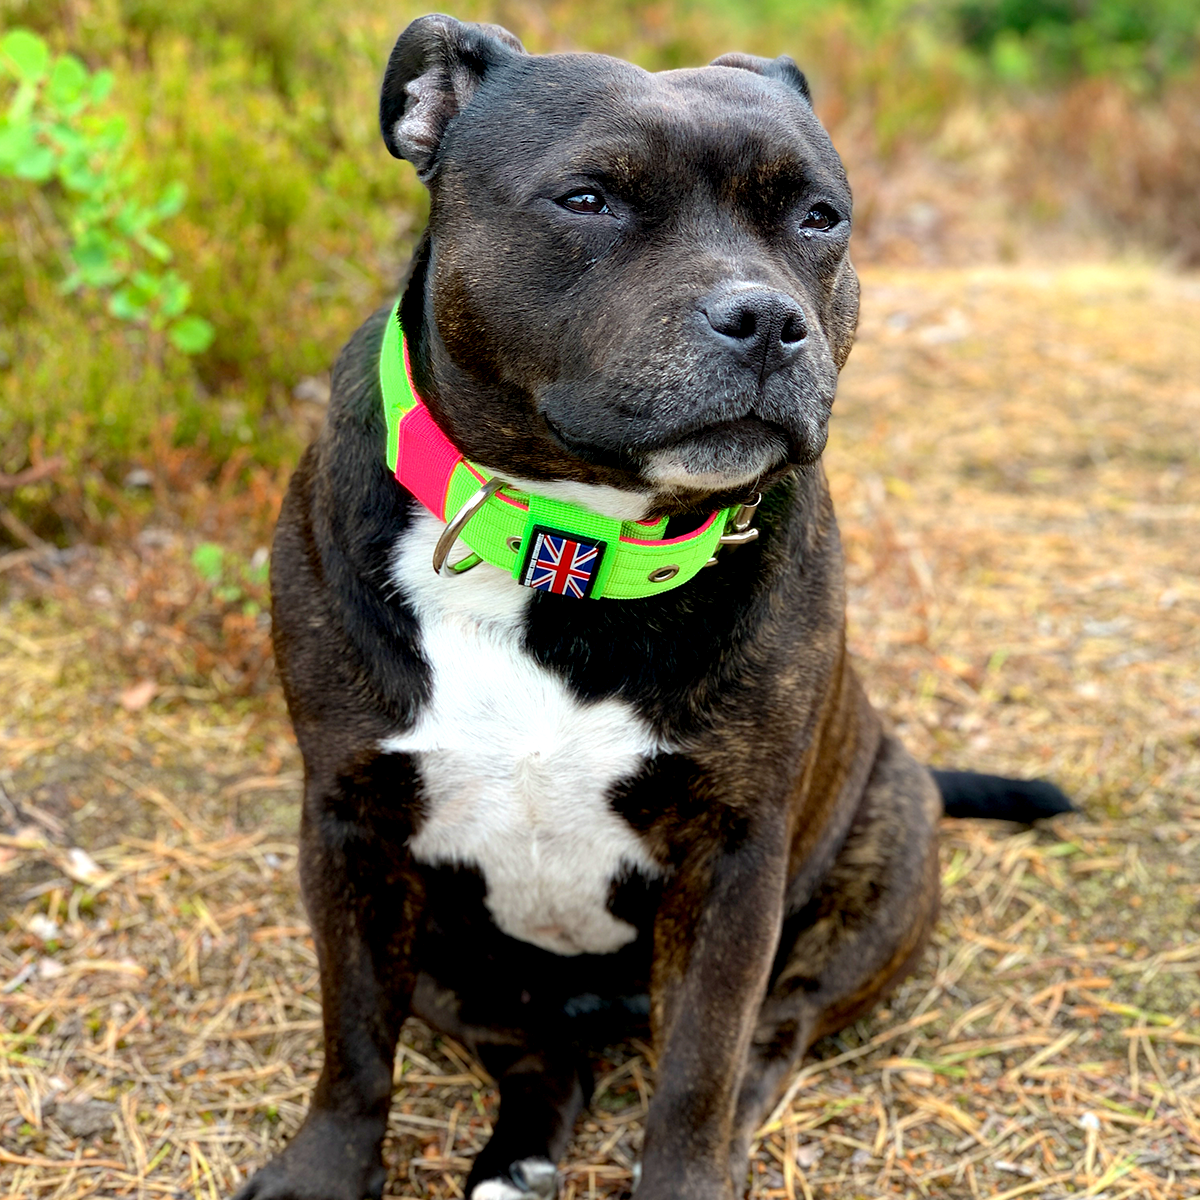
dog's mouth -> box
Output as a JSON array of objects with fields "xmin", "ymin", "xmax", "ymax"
[
  {"xmin": 547, "ymin": 408, "xmax": 792, "ymax": 472},
  {"xmin": 542, "ymin": 408, "xmax": 797, "ymax": 495},
  {"xmin": 644, "ymin": 418, "xmax": 792, "ymax": 493}
]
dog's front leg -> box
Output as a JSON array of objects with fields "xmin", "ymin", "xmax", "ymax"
[
  {"xmin": 637, "ymin": 809, "xmax": 789, "ymax": 1200},
  {"xmin": 234, "ymin": 765, "xmax": 424, "ymax": 1200}
]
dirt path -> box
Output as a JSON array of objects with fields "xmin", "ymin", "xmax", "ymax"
[{"xmin": 2, "ymin": 265, "xmax": 1198, "ymax": 1199}]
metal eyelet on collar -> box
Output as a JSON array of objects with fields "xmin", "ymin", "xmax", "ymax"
[{"xmin": 648, "ymin": 565, "xmax": 679, "ymax": 583}]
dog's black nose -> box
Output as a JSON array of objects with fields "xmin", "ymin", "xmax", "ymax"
[{"xmin": 703, "ymin": 287, "xmax": 807, "ymax": 377}]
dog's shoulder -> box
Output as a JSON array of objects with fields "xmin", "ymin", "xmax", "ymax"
[{"xmin": 270, "ymin": 305, "xmax": 429, "ymax": 742}]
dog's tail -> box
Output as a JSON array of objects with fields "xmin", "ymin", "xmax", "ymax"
[{"xmin": 932, "ymin": 769, "xmax": 1074, "ymax": 824}]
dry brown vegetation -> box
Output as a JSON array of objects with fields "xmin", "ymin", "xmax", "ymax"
[
  {"xmin": 2, "ymin": 262, "xmax": 1198, "ymax": 1199},
  {"xmin": 1004, "ymin": 77, "xmax": 1200, "ymax": 270}
]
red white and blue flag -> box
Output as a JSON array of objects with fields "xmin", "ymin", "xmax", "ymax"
[{"xmin": 521, "ymin": 529, "xmax": 603, "ymax": 598}]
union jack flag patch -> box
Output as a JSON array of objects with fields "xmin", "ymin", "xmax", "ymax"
[{"xmin": 519, "ymin": 526, "xmax": 605, "ymax": 599}]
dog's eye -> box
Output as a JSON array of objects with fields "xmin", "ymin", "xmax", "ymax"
[
  {"xmin": 799, "ymin": 204, "xmax": 840, "ymax": 232},
  {"xmin": 559, "ymin": 192, "xmax": 610, "ymax": 215}
]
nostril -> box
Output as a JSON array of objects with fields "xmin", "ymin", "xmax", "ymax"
[
  {"xmin": 733, "ymin": 310, "xmax": 757, "ymax": 340},
  {"xmin": 707, "ymin": 303, "xmax": 758, "ymax": 342},
  {"xmin": 780, "ymin": 312, "xmax": 807, "ymax": 345}
]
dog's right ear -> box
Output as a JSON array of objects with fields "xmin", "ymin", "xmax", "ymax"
[
  {"xmin": 709, "ymin": 52, "xmax": 812, "ymax": 104},
  {"xmin": 380, "ymin": 14, "xmax": 526, "ymax": 179}
]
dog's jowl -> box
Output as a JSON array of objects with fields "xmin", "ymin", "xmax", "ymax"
[{"xmin": 233, "ymin": 16, "xmax": 1070, "ymax": 1200}]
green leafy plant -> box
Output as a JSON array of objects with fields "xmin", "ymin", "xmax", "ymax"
[
  {"xmin": 191, "ymin": 542, "xmax": 270, "ymax": 612},
  {"xmin": 0, "ymin": 28, "xmax": 213, "ymax": 353},
  {"xmin": 954, "ymin": 0, "xmax": 1200, "ymax": 83}
]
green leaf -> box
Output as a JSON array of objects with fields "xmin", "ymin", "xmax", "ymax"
[
  {"xmin": 135, "ymin": 229, "xmax": 173, "ymax": 262},
  {"xmin": 158, "ymin": 273, "xmax": 191, "ymax": 317},
  {"xmin": 1, "ymin": 30, "xmax": 50, "ymax": 84},
  {"xmin": 130, "ymin": 269, "xmax": 161, "ymax": 297},
  {"xmin": 46, "ymin": 54, "xmax": 88, "ymax": 113},
  {"xmin": 70, "ymin": 229, "xmax": 116, "ymax": 267},
  {"xmin": 6, "ymin": 78, "xmax": 39, "ymax": 124},
  {"xmin": 94, "ymin": 115, "xmax": 127, "ymax": 151},
  {"xmin": 154, "ymin": 181, "xmax": 186, "ymax": 219},
  {"xmin": 71, "ymin": 195, "xmax": 114, "ymax": 229},
  {"xmin": 60, "ymin": 159, "xmax": 103, "ymax": 195},
  {"xmin": 15, "ymin": 142, "xmax": 56, "ymax": 182},
  {"xmin": 89, "ymin": 69, "xmax": 114, "ymax": 104},
  {"xmin": 109, "ymin": 285, "xmax": 148, "ymax": 322},
  {"xmin": 114, "ymin": 201, "xmax": 143, "ymax": 236},
  {"xmin": 71, "ymin": 232, "xmax": 124, "ymax": 287},
  {"xmin": 72, "ymin": 260, "xmax": 124, "ymax": 288},
  {"xmin": 0, "ymin": 124, "xmax": 36, "ymax": 172},
  {"xmin": 46, "ymin": 122, "xmax": 85, "ymax": 154},
  {"xmin": 169, "ymin": 315, "xmax": 215, "ymax": 355},
  {"xmin": 191, "ymin": 542, "xmax": 225, "ymax": 583}
]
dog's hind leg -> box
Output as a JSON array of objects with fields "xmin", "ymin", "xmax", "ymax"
[
  {"xmin": 727, "ymin": 735, "xmax": 941, "ymax": 1192},
  {"xmin": 464, "ymin": 1044, "xmax": 591, "ymax": 1200}
]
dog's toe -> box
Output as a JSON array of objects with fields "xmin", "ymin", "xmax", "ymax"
[
  {"xmin": 512, "ymin": 1159, "xmax": 557, "ymax": 1198},
  {"xmin": 470, "ymin": 1157, "xmax": 558, "ymax": 1200}
]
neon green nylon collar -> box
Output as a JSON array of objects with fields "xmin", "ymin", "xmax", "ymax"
[{"xmin": 380, "ymin": 304, "xmax": 749, "ymax": 600}]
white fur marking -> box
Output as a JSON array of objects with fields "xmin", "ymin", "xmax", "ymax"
[
  {"xmin": 470, "ymin": 1157, "xmax": 557, "ymax": 1200},
  {"xmin": 476, "ymin": 468, "xmax": 653, "ymax": 524},
  {"xmin": 471, "ymin": 1180, "xmax": 528, "ymax": 1200},
  {"xmin": 644, "ymin": 444, "xmax": 776, "ymax": 493},
  {"xmin": 383, "ymin": 511, "xmax": 664, "ymax": 957}
]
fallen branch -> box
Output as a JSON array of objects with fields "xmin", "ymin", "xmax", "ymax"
[{"xmin": 0, "ymin": 456, "xmax": 64, "ymax": 491}]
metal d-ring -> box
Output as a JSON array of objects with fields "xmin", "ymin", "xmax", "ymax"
[
  {"xmin": 719, "ymin": 492, "xmax": 762, "ymax": 548},
  {"xmin": 703, "ymin": 492, "xmax": 764, "ymax": 568},
  {"xmin": 431, "ymin": 476, "xmax": 508, "ymax": 576},
  {"xmin": 731, "ymin": 492, "xmax": 761, "ymax": 532},
  {"xmin": 718, "ymin": 527, "xmax": 759, "ymax": 547}
]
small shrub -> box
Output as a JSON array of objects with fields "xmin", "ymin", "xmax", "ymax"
[
  {"xmin": 0, "ymin": 29, "xmax": 214, "ymax": 353},
  {"xmin": 1011, "ymin": 70, "xmax": 1200, "ymax": 265},
  {"xmin": 954, "ymin": 0, "xmax": 1200, "ymax": 84}
]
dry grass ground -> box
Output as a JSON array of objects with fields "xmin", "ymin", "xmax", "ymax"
[{"xmin": 1, "ymin": 263, "xmax": 1198, "ymax": 1200}]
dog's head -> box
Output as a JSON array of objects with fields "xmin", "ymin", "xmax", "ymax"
[{"xmin": 382, "ymin": 14, "xmax": 859, "ymax": 517}]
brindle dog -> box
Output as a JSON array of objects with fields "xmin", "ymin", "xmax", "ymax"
[{"xmin": 233, "ymin": 16, "xmax": 1069, "ymax": 1200}]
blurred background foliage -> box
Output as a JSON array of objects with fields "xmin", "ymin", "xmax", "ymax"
[{"xmin": 0, "ymin": 0, "xmax": 1197, "ymax": 550}]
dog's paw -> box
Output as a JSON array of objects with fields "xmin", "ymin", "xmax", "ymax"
[
  {"xmin": 470, "ymin": 1157, "xmax": 558, "ymax": 1200},
  {"xmin": 230, "ymin": 1109, "xmax": 386, "ymax": 1200},
  {"xmin": 232, "ymin": 1158, "xmax": 385, "ymax": 1200},
  {"xmin": 232, "ymin": 1162, "xmax": 385, "ymax": 1200}
]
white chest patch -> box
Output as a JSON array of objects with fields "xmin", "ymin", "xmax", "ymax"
[{"xmin": 382, "ymin": 510, "xmax": 666, "ymax": 957}]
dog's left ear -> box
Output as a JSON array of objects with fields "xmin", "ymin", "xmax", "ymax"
[
  {"xmin": 709, "ymin": 52, "xmax": 811, "ymax": 103},
  {"xmin": 380, "ymin": 14, "xmax": 526, "ymax": 178}
]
